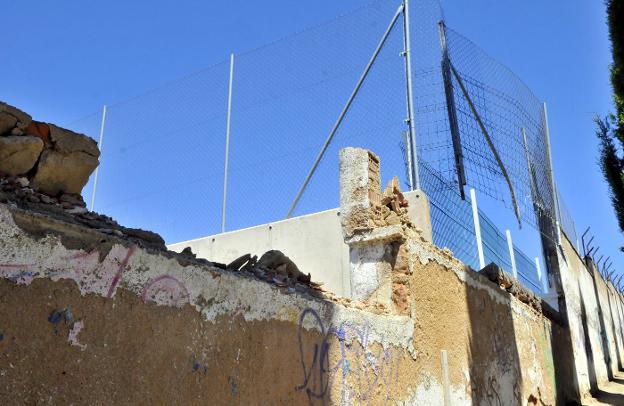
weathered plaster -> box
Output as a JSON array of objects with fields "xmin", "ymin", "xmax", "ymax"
[{"xmin": 0, "ymin": 201, "xmax": 567, "ymax": 404}]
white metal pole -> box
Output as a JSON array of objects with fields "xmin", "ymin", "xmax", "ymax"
[
  {"xmin": 506, "ymin": 229, "xmax": 518, "ymax": 279},
  {"xmin": 536, "ymin": 257, "xmax": 548, "ymax": 294},
  {"xmin": 403, "ymin": 131, "xmax": 413, "ymax": 189},
  {"xmin": 221, "ymin": 53, "xmax": 235, "ymax": 233},
  {"xmin": 470, "ymin": 188, "xmax": 485, "ymax": 269},
  {"xmin": 441, "ymin": 350, "xmax": 451, "ymax": 406},
  {"xmin": 90, "ymin": 105, "xmax": 107, "ymax": 212},
  {"xmin": 542, "ymin": 102, "xmax": 562, "ymax": 245},
  {"xmin": 403, "ymin": 0, "xmax": 420, "ymax": 190}
]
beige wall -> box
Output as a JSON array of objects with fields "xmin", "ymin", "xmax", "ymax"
[
  {"xmin": 594, "ymin": 267, "xmax": 623, "ymax": 379},
  {"xmin": 558, "ymin": 232, "xmax": 618, "ymax": 401},
  {"xmin": 0, "ymin": 202, "xmax": 564, "ymax": 404}
]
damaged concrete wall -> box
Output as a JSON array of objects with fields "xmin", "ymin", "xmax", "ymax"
[
  {"xmin": 0, "ymin": 203, "xmax": 418, "ymax": 404},
  {"xmin": 1, "ymin": 138, "xmax": 622, "ymax": 404},
  {"xmin": 0, "ymin": 200, "xmax": 559, "ymax": 404}
]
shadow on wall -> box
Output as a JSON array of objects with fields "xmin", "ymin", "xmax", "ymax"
[
  {"xmin": 590, "ymin": 262, "xmax": 615, "ymax": 382},
  {"xmin": 545, "ymin": 241, "xmax": 582, "ymax": 403},
  {"xmin": 550, "ymin": 319, "xmax": 582, "ymax": 404},
  {"xmin": 614, "ymin": 290, "xmax": 624, "ymax": 369},
  {"xmin": 606, "ymin": 288, "xmax": 623, "ymax": 372},
  {"xmin": 465, "ymin": 270, "xmax": 524, "ymax": 404},
  {"xmin": 579, "ymin": 284, "xmax": 599, "ymax": 394}
]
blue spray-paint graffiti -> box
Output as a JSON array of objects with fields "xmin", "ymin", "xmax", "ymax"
[
  {"xmin": 191, "ymin": 356, "xmax": 209, "ymax": 375},
  {"xmin": 228, "ymin": 376, "xmax": 239, "ymax": 396},
  {"xmin": 296, "ymin": 308, "xmax": 400, "ymax": 405},
  {"xmin": 48, "ymin": 308, "xmax": 73, "ymax": 334}
]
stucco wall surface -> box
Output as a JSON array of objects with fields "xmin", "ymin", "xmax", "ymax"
[
  {"xmin": 594, "ymin": 267, "xmax": 623, "ymax": 379},
  {"xmin": 606, "ymin": 280, "xmax": 624, "ymax": 375},
  {"xmin": 558, "ymin": 234, "xmax": 612, "ymax": 401},
  {"xmin": 0, "ymin": 203, "xmax": 559, "ymax": 404}
]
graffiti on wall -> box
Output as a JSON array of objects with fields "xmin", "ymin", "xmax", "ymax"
[
  {"xmin": 296, "ymin": 308, "xmax": 401, "ymax": 405},
  {"xmin": 142, "ymin": 275, "xmax": 190, "ymax": 308},
  {"xmin": 0, "ymin": 245, "xmax": 192, "ymax": 310},
  {"xmin": 0, "ymin": 246, "xmax": 139, "ymax": 297}
]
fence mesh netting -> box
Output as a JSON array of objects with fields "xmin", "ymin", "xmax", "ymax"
[{"xmin": 67, "ymin": 0, "xmax": 567, "ymax": 293}]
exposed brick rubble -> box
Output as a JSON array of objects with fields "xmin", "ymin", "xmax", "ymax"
[
  {"xmin": 0, "ymin": 101, "xmax": 165, "ymax": 251},
  {"xmin": 339, "ymin": 148, "xmax": 416, "ymax": 315},
  {"xmin": 0, "ymin": 102, "xmax": 100, "ymax": 195},
  {"xmin": 340, "ymin": 150, "xmax": 414, "ymax": 238},
  {"xmin": 374, "ymin": 176, "xmax": 412, "ymax": 228}
]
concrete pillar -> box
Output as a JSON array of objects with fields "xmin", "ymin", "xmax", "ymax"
[
  {"xmin": 404, "ymin": 189, "xmax": 432, "ymax": 242},
  {"xmin": 339, "ymin": 147, "xmax": 405, "ymax": 308},
  {"xmin": 339, "ymin": 147, "xmax": 382, "ymax": 237}
]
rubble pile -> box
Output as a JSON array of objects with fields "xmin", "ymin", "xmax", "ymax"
[
  {"xmin": 0, "ymin": 175, "xmax": 166, "ymax": 250},
  {"xmin": 0, "ymin": 102, "xmax": 100, "ymax": 195},
  {"xmin": 224, "ymin": 250, "xmax": 323, "ymax": 291},
  {"xmin": 370, "ymin": 176, "xmax": 413, "ymax": 228},
  {"xmin": 0, "ymin": 101, "xmax": 165, "ymax": 251},
  {"xmin": 479, "ymin": 262, "xmax": 542, "ymax": 313}
]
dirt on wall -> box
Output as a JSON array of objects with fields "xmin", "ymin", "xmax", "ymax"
[
  {"xmin": 0, "ymin": 247, "xmax": 562, "ymax": 404},
  {"xmin": 409, "ymin": 243, "xmax": 557, "ymax": 405},
  {"xmin": 0, "ymin": 277, "xmax": 420, "ymax": 405},
  {"xmin": 0, "ymin": 200, "xmax": 566, "ymax": 405}
]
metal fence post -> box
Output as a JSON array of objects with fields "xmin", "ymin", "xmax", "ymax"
[
  {"xmin": 506, "ymin": 229, "xmax": 518, "ymax": 279},
  {"xmin": 441, "ymin": 350, "xmax": 451, "ymax": 406},
  {"xmin": 221, "ymin": 53, "xmax": 235, "ymax": 233},
  {"xmin": 90, "ymin": 105, "xmax": 107, "ymax": 212},
  {"xmin": 536, "ymin": 257, "xmax": 548, "ymax": 294},
  {"xmin": 438, "ymin": 20, "xmax": 466, "ymax": 199},
  {"xmin": 403, "ymin": 0, "xmax": 420, "ymax": 190},
  {"xmin": 542, "ymin": 102, "xmax": 562, "ymax": 245},
  {"xmin": 470, "ymin": 188, "xmax": 485, "ymax": 269},
  {"xmin": 402, "ymin": 130, "xmax": 413, "ymax": 189}
]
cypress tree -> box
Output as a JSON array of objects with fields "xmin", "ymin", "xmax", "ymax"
[{"xmin": 597, "ymin": 0, "xmax": 624, "ymax": 234}]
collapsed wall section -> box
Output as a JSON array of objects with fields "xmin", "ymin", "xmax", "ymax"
[{"xmin": 0, "ymin": 102, "xmax": 100, "ymax": 196}]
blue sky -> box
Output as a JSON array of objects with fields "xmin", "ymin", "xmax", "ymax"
[{"xmin": 1, "ymin": 1, "xmax": 617, "ymax": 278}]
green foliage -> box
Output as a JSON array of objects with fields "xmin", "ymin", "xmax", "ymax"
[
  {"xmin": 596, "ymin": 117, "xmax": 624, "ymax": 232},
  {"xmin": 597, "ymin": 0, "xmax": 624, "ymax": 233},
  {"xmin": 607, "ymin": 0, "xmax": 624, "ymax": 144}
]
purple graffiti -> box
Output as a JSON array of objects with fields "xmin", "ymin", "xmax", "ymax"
[
  {"xmin": 106, "ymin": 245, "xmax": 137, "ymax": 298},
  {"xmin": 141, "ymin": 275, "xmax": 190, "ymax": 307},
  {"xmin": 296, "ymin": 308, "xmax": 400, "ymax": 404}
]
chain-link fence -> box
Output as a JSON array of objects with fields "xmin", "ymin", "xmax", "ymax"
[
  {"xmin": 65, "ymin": 0, "xmax": 563, "ymax": 294},
  {"xmin": 421, "ymin": 161, "xmax": 545, "ymax": 292},
  {"xmin": 558, "ymin": 191, "xmax": 580, "ymax": 251},
  {"xmin": 438, "ymin": 27, "xmax": 558, "ymax": 244}
]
